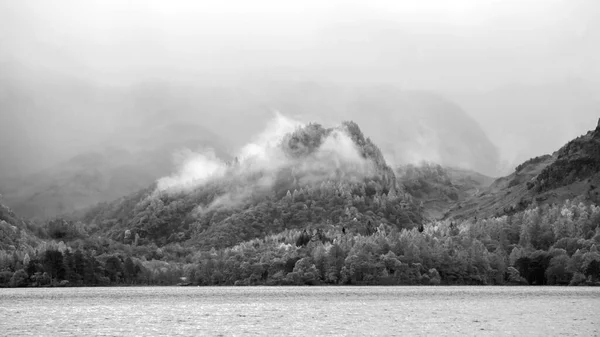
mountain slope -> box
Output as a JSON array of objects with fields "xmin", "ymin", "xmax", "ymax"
[
  {"xmin": 80, "ymin": 121, "xmax": 423, "ymax": 248},
  {"xmin": 445, "ymin": 119, "xmax": 600, "ymax": 220},
  {"xmin": 0, "ymin": 123, "xmax": 230, "ymax": 220},
  {"xmin": 0, "ymin": 197, "xmax": 41, "ymax": 250},
  {"xmin": 397, "ymin": 163, "xmax": 495, "ymax": 220}
]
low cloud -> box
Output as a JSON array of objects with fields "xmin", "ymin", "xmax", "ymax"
[
  {"xmin": 155, "ymin": 112, "xmax": 378, "ymax": 212},
  {"xmin": 156, "ymin": 148, "xmax": 227, "ymax": 192},
  {"xmin": 156, "ymin": 111, "xmax": 302, "ymax": 193}
]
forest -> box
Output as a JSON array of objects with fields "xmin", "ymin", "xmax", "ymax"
[{"xmin": 1, "ymin": 197, "xmax": 599, "ymax": 287}]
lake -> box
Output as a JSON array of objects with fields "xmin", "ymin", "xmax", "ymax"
[{"xmin": 1, "ymin": 286, "xmax": 599, "ymax": 336}]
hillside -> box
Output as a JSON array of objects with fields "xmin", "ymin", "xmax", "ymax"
[
  {"xmin": 445, "ymin": 119, "xmax": 600, "ymax": 220},
  {"xmin": 80, "ymin": 120, "xmax": 423, "ymax": 248},
  {"xmin": 0, "ymin": 197, "xmax": 41, "ymax": 251},
  {"xmin": 1, "ymin": 120, "xmax": 599, "ymax": 288},
  {"xmin": 0, "ymin": 123, "xmax": 230, "ymax": 220},
  {"xmin": 75, "ymin": 118, "xmax": 600, "ymax": 249},
  {"xmin": 397, "ymin": 163, "xmax": 495, "ymax": 220}
]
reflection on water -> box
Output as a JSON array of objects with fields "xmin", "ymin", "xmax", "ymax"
[{"xmin": 1, "ymin": 286, "xmax": 599, "ymax": 336}]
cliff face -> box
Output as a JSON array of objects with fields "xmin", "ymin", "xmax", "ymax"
[{"xmin": 536, "ymin": 119, "xmax": 600, "ymax": 192}]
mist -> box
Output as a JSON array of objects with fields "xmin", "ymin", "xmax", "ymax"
[
  {"xmin": 156, "ymin": 112, "xmax": 304, "ymax": 192},
  {"xmin": 156, "ymin": 113, "xmax": 378, "ymax": 213},
  {"xmin": 1, "ymin": 0, "xmax": 599, "ymax": 182}
]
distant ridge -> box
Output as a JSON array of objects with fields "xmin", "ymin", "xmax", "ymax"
[{"xmin": 444, "ymin": 119, "xmax": 600, "ymax": 220}]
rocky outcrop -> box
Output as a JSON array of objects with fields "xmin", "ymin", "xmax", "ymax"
[
  {"xmin": 444, "ymin": 119, "xmax": 600, "ymax": 221},
  {"xmin": 536, "ymin": 123, "xmax": 600, "ymax": 192}
]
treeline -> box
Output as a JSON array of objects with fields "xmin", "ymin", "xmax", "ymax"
[
  {"xmin": 0, "ymin": 240, "xmax": 187, "ymax": 287},
  {"xmin": 1, "ymin": 198, "xmax": 599, "ymax": 287},
  {"xmin": 174, "ymin": 198, "xmax": 600, "ymax": 286}
]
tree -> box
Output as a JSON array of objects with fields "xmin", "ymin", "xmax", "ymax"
[
  {"xmin": 73, "ymin": 249, "xmax": 85, "ymax": 281},
  {"xmin": 43, "ymin": 250, "xmax": 65, "ymax": 283},
  {"xmin": 10, "ymin": 269, "xmax": 29, "ymax": 287},
  {"xmin": 582, "ymin": 245, "xmax": 600, "ymax": 282},
  {"xmin": 567, "ymin": 249, "xmax": 585, "ymax": 275},
  {"xmin": 569, "ymin": 272, "xmax": 587, "ymax": 286},
  {"xmin": 527, "ymin": 251, "xmax": 551, "ymax": 285},
  {"xmin": 295, "ymin": 230, "xmax": 311, "ymax": 247},
  {"xmin": 488, "ymin": 247, "xmax": 507, "ymax": 284},
  {"xmin": 0, "ymin": 271, "xmax": 13, "ymax": 286},
  {"xmin": 292, "ymin": 257, "xmax": 320, "ymax": 285},
  {"xmin": 105, "ymin": 256, "xmax": 123, "ymax": 283},
  {"xmin": 26, "ymin": 259, "xmax": 41, "ymax": 278},
  {"xmin": 545, "ymin": 255, "xmax": 572, "ymax": 285},
  {"xmin": 123, "ymin": 257, "xmax": 137, "ymax": 284},
  {"xmin": 63, "ymin": 250, "xmax": 76, "ymax": 282},
  {"xmin": 428, "ymin": 268, "xmax": 441, "ymax": 285},
  {"xmin": 584, "ymin": 260, "xmax": 600, "ymax": 282},
  {"xmin": 506, "ymin": 267, "xmax": 527, "ymax": 285},
  {"xmin": 47, "ymin": 218, "xmax": 77, "ymax": 240},
  {"xmin": 509, "ymin": 247, "xmax": 525, "ymax": 266},
  {"xmin": 341, "ymin": 252, "xmax": 379, "ymax": 285},
  {"xmin": 325, "ymin": 244, "xmax": 346, "ymax": 283},
  {"xmin": 83, "ymin": 252, "xmax": 98, "ymax": 285}
]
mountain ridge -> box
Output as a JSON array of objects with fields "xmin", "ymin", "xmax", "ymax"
[{"xmin": 443, "ymin": 119, "xmax": 600, "ymax": 220}]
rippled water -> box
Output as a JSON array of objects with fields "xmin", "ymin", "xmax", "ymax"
[{"xmin": 1, "ymin": 286, "xmax": 599, "ymax": 336}]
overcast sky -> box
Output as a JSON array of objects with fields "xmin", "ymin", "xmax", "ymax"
[
  {"xmin": 1, "ymin": 0, "xmax": 599, "ymax": 178},
  {"xmin": 1, "ymin": 0, "xmax": 599, "ymax": 90}
]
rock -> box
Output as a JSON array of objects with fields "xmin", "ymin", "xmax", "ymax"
[{"xmin": 536, "ymin": 120, "xmax": 600, "ymax": 192}]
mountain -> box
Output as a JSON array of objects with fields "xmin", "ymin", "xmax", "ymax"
[
  {"xmin": 1, "ymin": 119, "xmax": 599, "ymax": 288},
  {"xmin": 52, "ymin": 118, "xmax": 600, "ymax": 249},
  {"xmin": 252, "ymin": 83, "xmax": 501, "ymax": 176},
  {"xmin": 450, "ymin": 79, "xmax": 600, "ymax": 174},
  {"xmin": 79, "ymin": 121, "xmax": 423, "ymax": 248},
  {"xmin": 1, "ymin": 72, "xmax": 501, "ymax": 220},
  {"xmin": 0, "ymin": 122, "xmax": 230, "ymax": 220},
  {"xmin": 445, "ymin": 119, "xmax": 600, "ymax": 220}
]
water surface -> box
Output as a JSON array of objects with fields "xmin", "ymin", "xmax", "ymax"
[{"xmin": 1, "ymin": 286, "xmax": 599, "ymax": 336}]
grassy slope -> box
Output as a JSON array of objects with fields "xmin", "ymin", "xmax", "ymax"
[{"xmin": 445, "ymin": 120, "xmax": 600, "ymax": 220}]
